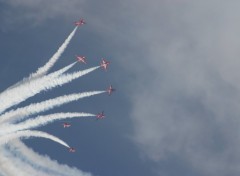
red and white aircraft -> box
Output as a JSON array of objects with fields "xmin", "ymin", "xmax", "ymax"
[
  {"xmin": 100, "ymin": 59, "xmax": 110, "ymax": 71},
  {"xmin": 63, "ymin": 122, "xmax": 71, "ymax": 128},
  {"xmin": 96, "ymin": 111, "xmax": 105, "ymax": 120},
  {"xmin": 75, "ymin": 19, "xmax": 86, "ymax": 26},
  {"xmin": 69, "ymin": 147, "xmax": 76, "ymax": 152},
  {"xmin": 107, "ymin": 85, "xmax": 115, "ymax": 95},
  {"xmin": 76, "ymin": 55, "xmax": 87, "ymax": 64}
]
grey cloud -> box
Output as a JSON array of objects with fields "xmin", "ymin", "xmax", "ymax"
[{"xmin": 124, "ymin": 1, "xmax": 240, "ymax": 176}]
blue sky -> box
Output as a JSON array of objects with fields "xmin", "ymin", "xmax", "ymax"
[{"xmin": 1, "ymin": 1, "xmax": 240, "ymax": 176}]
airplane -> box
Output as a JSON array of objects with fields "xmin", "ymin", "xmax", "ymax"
[
  {"xmin": 96, "ymin": 111, "xmax": 105, "ymax": 120},
  {"xmin": 75, "ymin": 19, "xmax": 86, "ymax": 26},
  {"xmin": 76, "ymin": 55, "xmax": 87, "ymax": 64},
  {"xmin": 63, "ymin": 122, "xmax": 71, "ymax": 128},
  {"xmin": 107, "ymin": 85, "xmax": 115, "ymax": 95},
  {"xmin": 69, "ymin": 147, "xmax": 76, "ymax": 152},
  {"xmin": 100, "ymin": 59, "xmax": 110, "ymax": 70}
]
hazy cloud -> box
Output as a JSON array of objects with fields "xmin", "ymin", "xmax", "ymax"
[
  {"xmin": 0, "ymin": 0, "xmax": 85, "ymax": 27},
  {"xmin": 124, "ymin": 1, "xmax": 240, "ymax": 176}
]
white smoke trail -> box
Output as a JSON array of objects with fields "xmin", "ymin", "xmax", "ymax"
[
  {"xmin": 0, "ymin": 130, "xmax": 69, "ymax": 148},
  {"xmin": 0, "ymin": 66, "xmax": 99, "ymax": 114},
  {"xmin": 51, "ymin": 66, "xmax": 100, "ymax": 87},
  {"xmin": 5, "ymin": 26, "xmax": 78, "ymax": 97},
  {"xmin": 0, "ymin": 54, "xmax": 79, "ymax": 176},
  {"xmin": 6, "ymin": 62, "xmax": 77, "ymax": 92},
  {"xmin": 0, "ymin": 144, "xmax": 58, "ymax": 176},
  {"xmin": 10, "ymin": 140, "xmax": 93, "ymax": 176},
  {"xmin": 0, "ymin": 146, "xmax": 30, "ymax": 176},
  {"xmin": 1, "ymin": 148, "xmax": 50, "ymax": 176},
  {"xmin": 0, "ymin": 145, "xmax": 18, "ymax": 176},
  {"xmin": 2, "ymin": 112, "xmax": 95, "ymax": 134},
  {"xmin": 47, "ymin": 61, "xmax": 77, "ymax": 78},
  {"xmin": 6, "ymin": 141, "xmax": 67, "ymax": 176},
  {"xmin": 0, "ymin": 91, "xmax": 105, "ymax": 124},
  {"xmin": 31, "ymin": 27, "xmax": 78, "ymax": 79}
]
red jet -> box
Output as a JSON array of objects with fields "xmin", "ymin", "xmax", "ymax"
[
  {"xmin": 107, "ymin": 85, "xmax": 115, "ymax": 95},
  {"xmin": 75, "ymin": 19, "xmax": 86, "ymax": 26},
  {"xmin": 100, "ymin": 59, "xmax": 110, "ymax": 71},
  {"xmin": 76, "ymin": 55, "xmax": 87, "ymax": 64},
  {"xmin": 69, "ymin": 147, "xmax": 76, "ymax": 152},
  {"xmin": 96, "ymin": 111, "xmax": 105, "ymax": 120},
  {"xmin": 63, "ymin": 122, "xmax": 71, "ymax": 128}
]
